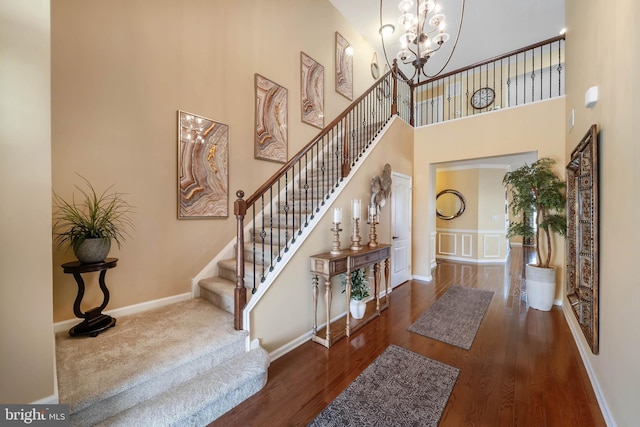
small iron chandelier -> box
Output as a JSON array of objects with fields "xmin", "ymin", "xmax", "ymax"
[{"xmin": 380, "ymin": 0, "xmax": 465, "ymax": 82}]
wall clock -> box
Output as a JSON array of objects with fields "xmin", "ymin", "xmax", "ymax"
[{"xmin": 470, "ymin": 87, "xmax": 495, "ymax": 109}]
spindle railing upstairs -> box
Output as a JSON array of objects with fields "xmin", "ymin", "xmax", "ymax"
[
  {"xmin": 232, "ymin": 68, "xmax": 409, "ymax": 329},
  {"xmin": 407, "ymin": 35, "xmax": 565, "ymax": 126}
]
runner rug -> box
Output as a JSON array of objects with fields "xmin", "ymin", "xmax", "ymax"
[
  {"xmin": 408, "ymin": 285, "xmax": 494, "ymax": 350},
  {"xmin": 308, "ymin": 345, "xmax": 459, "ymax": 427}
]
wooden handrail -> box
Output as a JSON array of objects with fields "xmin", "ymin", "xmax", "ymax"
[
  {"xmin": 414, "ymin": 35, "xmax": 565, "ymax": 88},
  {"xmin": 243, "ymin": 73, "xmax": 396, "ymax": 209}
]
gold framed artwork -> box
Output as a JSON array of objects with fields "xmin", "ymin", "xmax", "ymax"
[
  {"xmin": 300, "ymin": 52, "xmax": 324, "ymax": 129},
  {"xmin": 255, "ymin": 73, "xmax": 288, "ymax": 163},
  {"xmin": 566, "ymin": 124, "xmax": 600, "ymax": 354},
  {"xmin": 177, "ymin": 110, "xmax": 229, "ymax": 218},
  {"xmin": 335, "ymin": 31, "xmax": 353, "ymax": 100}
]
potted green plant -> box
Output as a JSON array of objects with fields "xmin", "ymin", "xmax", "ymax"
[
  {"xmin": 341, "ymin": 268, "xmax": 370, "ymax": 319},
  {"xmin": 503, "ymin": 157, "xmax": 566, "ymax": 311},
  {"xmin": 53, "ymin": 176, "xmax": 134, "ymax": 264}
]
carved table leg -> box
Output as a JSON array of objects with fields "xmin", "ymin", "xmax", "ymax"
[
  {"xmin": 324, "ymin": 276, "xmax": 332, "ymax": 345},
  {"xmin": 374, "ymin": 262, "xmax": 381, "ymax": 312},
  {"xmin": 312, "ymin": 274, "xmax": 319, "ymax": 335}
]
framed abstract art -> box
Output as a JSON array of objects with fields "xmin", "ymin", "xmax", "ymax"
[
  {"xmin": 335, "ymin": 32, "xmax": 353, "ymax": 100},
  {"xmin": 300, "ymin": 51, "xmax": 324, "ymax": 129},
  {"xmin": 177, "ymin": 110, "xmax": 229, "ymax": 218},
  {"xmin": 255, "ymin": 73, "xmax": 288, "ymax": 163}
]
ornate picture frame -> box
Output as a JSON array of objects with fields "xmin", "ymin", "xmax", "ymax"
[
  {"xmin": 566, "ymin": 124, "xmax": 599, "ymax": 354},
  {"xmin": 335, "ymin": 31, "xmax": 353, "ymax": 100},
  {"xmin": 300, "ymin": 52, "xmax": 324, "ymax": 129},
  {"xmin": 177, "ymin": 110, "xmax": 229, "ymax": 218},
  {"xmin": 255, "ymin": 73, "xmax": 288, "ymax": 163}
]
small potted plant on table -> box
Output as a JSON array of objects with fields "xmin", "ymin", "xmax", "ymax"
[
  {"xmin": 53, "ymin": 175, "xmax": 134, "ymax": 263},
  {"xmin": 342, "ymin": 268, "xmax": 370, "ymax": 319}
]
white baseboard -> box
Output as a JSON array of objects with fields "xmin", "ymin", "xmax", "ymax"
[
  {"xmin": 412, "ymin": 274, "xmax": 432, "ymax": 282},
  {"xmin": 268, "ymin": 331, "xmax": 313, "ymax": 362},
  {"xmin": 436, "ymin": 255, "xmax": 508, "ymax": 264},
  {"xmin": 553, "ymin": 298, "xmax": 563, "ymax": 306},
  {"xmin": 32, "ymin": 394, "xmax": 58, "ymax": 404},
  {"xmin": 53, "ymin": 292, "xmax": 192, "ymax": 333},
  {"xmin": 562, "ymin": 304, "xmax": 616, "ymax": 427}
]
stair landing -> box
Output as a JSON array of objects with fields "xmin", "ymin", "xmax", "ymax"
[{"xmin": 56, "ymin": 298, "xmax": 269, "ymax": 426}]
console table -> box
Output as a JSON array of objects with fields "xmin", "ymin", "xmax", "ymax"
[
  {"xmin": 310, "ymin": 245, "xmax": 390, "ymax": 348},
  {"xmin": 62, "ymin": 258, "xmax": 118, "ymax": 337}
]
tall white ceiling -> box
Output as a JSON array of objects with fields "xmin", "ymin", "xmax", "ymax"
[{"xmin": 330, "ymin": 0, "xmax": 565, "ymax": 79}]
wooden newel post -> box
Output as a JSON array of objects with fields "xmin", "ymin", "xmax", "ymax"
[
  {"xmin": 234, "ymin": 190, "xmax": 247, "ymax": 330},
  {"xmin": 341, "ymin": 117, "xmax": 351, "ymax": 178},
  {"xmin": 391, "ymin": 59, "xmax": 399, "ymax": 116}
]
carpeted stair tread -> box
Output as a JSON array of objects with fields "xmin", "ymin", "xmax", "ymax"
[
  {"xmin": 94, "ymin": 346, "xmax": 270, "ymax": 427},
  {"xmin": 56, "ymin": 298, "xmax": 247, "ymax": 416},
  {"xmin": 198, "ymin": 276, "xmax": 237, "ymax": 314}
]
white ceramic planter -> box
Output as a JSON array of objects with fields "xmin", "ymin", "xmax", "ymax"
[
  {"xmin": 350, "ymin": 299, "xmax": 366, "ymax": 319},
  {"xmin": 525, "ymin": 264, "xmax": 556, "ymax": 311}
]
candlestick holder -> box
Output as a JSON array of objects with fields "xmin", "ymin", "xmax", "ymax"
[
  {"xmin": 367, "ymin": 213, "xmax": 379, "ymax": 248},
  {"xmin": 350, "ymin": 218, "xmax": 363, "ymax": 251},
  {"xmin": 330, "ymin": 223, "xmax": 343, "ymax": 255}
]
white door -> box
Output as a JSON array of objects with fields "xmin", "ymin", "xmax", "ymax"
[{"xmin": 391, "ymin": 173, "xmax": 412, "ymax": 287}]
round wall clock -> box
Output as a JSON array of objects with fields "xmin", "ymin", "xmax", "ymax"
[{"xmin": 470, "ymin": 87, "xmax": 495, "ymax": 109}]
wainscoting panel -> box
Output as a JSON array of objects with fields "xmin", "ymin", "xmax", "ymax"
[
  {"xmin": 438, "ymin": 233, "xmax": 457, "ymax": 256},
  {"xmin": 436, "ymin": 229, "xmax": 507, "ymax": 264},
  {"xmin": 462, "ymin": 234, "xmax": 473, "ymax": 257},
  {"xmin": 483, "ymin": 235, "xmax": 501, "ymax": 258}
]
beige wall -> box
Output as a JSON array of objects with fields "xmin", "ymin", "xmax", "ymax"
[
  {"xmin": 251, "ymin": 118, "xmax": 414, "ymax": 352},
  {"xmin": 435, "ymin": 168, "xmax": 508, "ymax": 261},
  {"xmin": 565, "ymin": 1, "xmax": 640, "ymax": 425},
  {"xmin": 0, "ymin": 0, "xmax": 55, "ymax": 403},
  {"xmin": 413, "ymin": 98, "xmax": 566, "ymax": 297},
  {"xmin": 50, "ymin": 0, "xmax": 379, "ymax": 321}
]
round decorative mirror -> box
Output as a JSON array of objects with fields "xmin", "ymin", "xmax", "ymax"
[{"xmin": 436, "ymin": 189, "xmax": 466, "ymax": 220}]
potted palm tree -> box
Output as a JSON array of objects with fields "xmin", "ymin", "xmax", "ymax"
[
  {"xmin": 53, "ymin": 176, "xmax": 134, "ymax": 264},
  {"xmin": 503, "ymin": 157, "xmax": 566, "ymax": 311},
  {"xmin": 341, "ymin": 268, "xmax": 370, "ymax": 319}
]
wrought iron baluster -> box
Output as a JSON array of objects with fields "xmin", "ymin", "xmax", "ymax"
[
  {"xmin": 284, "ymin": 171, "xmax": 290, "ymax": 250},
  {"xmin": 557, "ymin": 40, "xmax": 563, "ymax": 96},
  {"xmin": 268, "ymin": 188, "xmax": 274, "ymax": 271},
  {"xmin": 507, "ymin": 56, "xmax": 511, "ymax": 107}
]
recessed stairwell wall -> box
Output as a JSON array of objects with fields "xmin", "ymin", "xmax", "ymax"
[
  {"xmin": 50, "ymin": 0, "xmax": 377, "ymax": 322},
  {"xmin": 250, "ymin": 118, "xmax": 414, "ymax": 355},
  {"xmin": 413, "ymin": 98, "xmax": 566, "ymax": 302}
]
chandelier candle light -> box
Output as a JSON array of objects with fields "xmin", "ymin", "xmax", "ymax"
[
  {"xmin": 380, "ymin": 0, "xmax": 465, "ymax": 82},
  {"xmin": 331, "ymin": 207, "xmax": 343, "ymax": 255},
  {"xmin": 350, "ymin": 199, "xmax": 363, "ymax": 251},
  {"xmin": 368, "ymin": 203, "xmax": 379, "ymax": 247}
]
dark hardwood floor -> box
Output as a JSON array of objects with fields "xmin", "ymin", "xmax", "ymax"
[{"xmin": 209, "ymin": 247, "xmax": 605, "ymax": 426}]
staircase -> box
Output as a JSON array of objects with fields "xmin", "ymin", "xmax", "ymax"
[
  {"xmin": 197, "ymin": 121, "xmax": 384, "ymax": 320},
  {"xmin": 56, "ymin": 298, "xmax": 269, "ymax": 426}
]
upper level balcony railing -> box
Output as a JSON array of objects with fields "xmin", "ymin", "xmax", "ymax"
[{"xmin": 401, "ymin": 35, "xmax": 565, "ymax": 127}]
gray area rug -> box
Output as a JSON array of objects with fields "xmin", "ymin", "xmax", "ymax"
[
  {"xmin": 309, "ymin": 345, "xmax": 459, "ymax": 427},
  {"xmin": 408, "ymin": 285, "xmax": 494, "ymax": 350}
]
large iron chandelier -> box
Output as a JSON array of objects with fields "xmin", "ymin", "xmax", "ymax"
[{"xmin": 380, "ymin": 0, "xmax": 465, "ymax": 82}]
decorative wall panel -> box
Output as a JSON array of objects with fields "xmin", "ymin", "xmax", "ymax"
[
  {"xmin": 300, "ymin": 52, "xmax": 324, "ymax": 129},
  {"xmin": 335, "ymin": 32, "xmax": 353, "ymax": 100},
  {"xmin": 178, "ymin": 111, "xmax": 228, "ymax": 218},
  {"xmin": 566, "ymin": 124, "xmax": 599, "ymax": 354},
  {"xmin": 255, "ymin": 74, "xmax": 288, "ymax": 163}
]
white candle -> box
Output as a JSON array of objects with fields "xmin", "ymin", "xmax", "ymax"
[
  {"xmin": 352, "ymin": 199, "xmax": 361, "ymax": 220},
  {"xmin": 333, "ymin": 207, "xmax": 342, "ymax": 224},
  {"xmin": 369, "ymin": 204, "xmax": 376, "ymax": 216}
]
